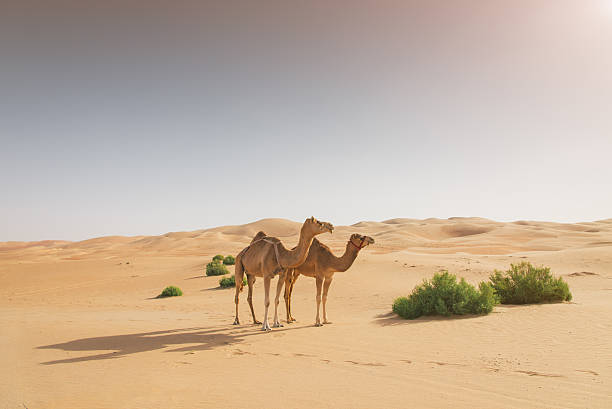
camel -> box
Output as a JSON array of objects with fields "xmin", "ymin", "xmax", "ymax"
[
  {"xmin": 233, "ymin": 217, "xmax": 334, "ymax": 331},
  {"xmin": 283, "ymin": 233, "xmax": 375, "ymax": 326}
]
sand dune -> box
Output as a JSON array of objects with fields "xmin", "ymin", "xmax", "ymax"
[
  {"xmin": 1, "ymin": 217, "xmax": 611, "ymax": 408},
  {"xmin": 3, "ymin": 217, "xmax": 610, "ymax": 261}
]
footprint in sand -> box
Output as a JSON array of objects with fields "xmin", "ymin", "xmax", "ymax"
[
  {"xmin": 567, "ymin": 272, "xmax": 598, "ymax": 277},
  {"xmin": 515, "ymin": 370, "xmax": 564, "ymax": 378},
  {"xmin": 232, "ymin": 349, "xmax": 254, "ymax": 356},
  {"xmin": 576, "ymin": 369, "xmax": 599, "ymax": 376},
  {"xmin": 428, "ymin": 361, "xmax": 466, "ymax": 367},
  {"xmin": 345, "ymin": 360, "xmax": 386, "ymax": 367}
]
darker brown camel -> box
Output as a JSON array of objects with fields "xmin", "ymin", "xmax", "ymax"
[
  {"xmin": 233, "ymin": 217, "xmax": 334, "ymax": 331},
  {"xmin": 284, "ymin": 234, "xmax": 375, "ymax": 326}
]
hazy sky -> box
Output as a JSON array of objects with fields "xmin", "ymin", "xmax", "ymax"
[{"xmin": 1, "ymin": 0, "xmax": 611, "ymax": 241}]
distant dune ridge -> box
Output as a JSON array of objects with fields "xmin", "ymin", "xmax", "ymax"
[{"xmin": 1, "ymin": 217, "xmax": 611, "ymax": 262}]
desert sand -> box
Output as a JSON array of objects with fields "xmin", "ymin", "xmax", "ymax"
[{"xmin": 1, "ymin": 217, "xmax": 611, "ymax": 408}]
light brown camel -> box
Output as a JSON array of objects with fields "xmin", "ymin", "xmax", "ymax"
[
  {"xmin": 284, "ymin": 233, "xmax": 374, "ymax": 326},
  {"xmin": 234, "ymin": 217, "xmax": 334, "ymax": 331}
]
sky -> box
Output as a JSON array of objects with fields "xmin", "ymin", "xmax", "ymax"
[{"xmin": 1, "ymin": 0, "xmax": 611, "ymax": 241}]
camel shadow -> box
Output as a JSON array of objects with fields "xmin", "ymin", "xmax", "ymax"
[{"xmin": 37, "ymin": 324, "xmax": 308, "ymax": 365}]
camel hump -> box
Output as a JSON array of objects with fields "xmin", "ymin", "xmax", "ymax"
[
  {"xmin": 309, "ymin": 237, "xmax": 323, "ymax": 248},
  {"xmin": 250, "ymin": 231, "xmax": 268, "ymax": 243},
  {"xmin": 310, "ymin": 238, "xmax": 330, "ymax": 252}
]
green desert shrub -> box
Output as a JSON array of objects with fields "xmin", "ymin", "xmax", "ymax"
[
  {"xmin": 489, "ymin": 262, "xmax": 572, "ymax": 304},
  {"xmin": 393, "ymin": 271, "xmax": 499, "ymax": 319},
  {"xmin": 219, "ymin": 275, "xmax": 248, "ymax": 288},
  {"xmin": 158, "ymin": 286, "xmax": 183, "ymax": 297},
  {"xmin": 223, "ymin": 255, "xmax": 235, "ymax": 265},
  {"xmin": 206, "ymin": 261, "xmax": 229, "ymax": 276},
  {"xmin": 212, "ymin": 254, "xmax": 225, "ymax": 263}
]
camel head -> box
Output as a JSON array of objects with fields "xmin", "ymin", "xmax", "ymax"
[
  {"xmin": 303, "ymin": 216, "xmax": 334, "ymax": 236},
  {"xmin": 349, "ymin": 233, "xmax": 375, "ymax": 250}
]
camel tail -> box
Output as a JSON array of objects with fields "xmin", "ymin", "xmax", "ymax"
[{"xmin": 234, "ymin": 248, "xmax": 248, "ymax": 293}]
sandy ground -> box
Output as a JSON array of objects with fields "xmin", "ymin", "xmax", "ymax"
[{"xmin": 1, "ymin": 217, "xmax": 611, "ymax": 408}]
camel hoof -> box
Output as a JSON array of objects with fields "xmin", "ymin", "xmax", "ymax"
[
  {"xmin": 253, "ymin": 321, "xmax": 262, "ymax": 325},
  {"xmin": 261, "ymin": 323, "xmax": 272, "ymax": 331},
  {"xmin": 315, "ymin": 323, "xmax": 323, "ymax": 327},
  {"xmin": 233, "ymin": 320, "xmax": 240, "ymax": 325},
  {"xmin": 272, "ymin": 322, "xmax": 284, "ymax": 328}
]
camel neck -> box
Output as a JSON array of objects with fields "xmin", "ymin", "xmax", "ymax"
[
  {"xmin": 330, "ymin": 242, "xmax": 361, "ymax": 272},
  {"xmin": 278, "ymin": 227, "xmax": 315, "ymax": 268}
]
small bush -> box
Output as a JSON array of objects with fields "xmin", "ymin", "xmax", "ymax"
[
  {"xmin": 393, "ymin": 271, "xmax": 499, "ymax": 319},
  {"xmin": 159, "ymin": 286, "xmax": 183, "ymax": 297},
  {"xmin": 219, "ymin": 275, "xmax": 247, "ymax": 288},
  {"xmin": 206, "ymin": 261, "xmax": 229, "ymax": 276},
  {"xmin": 223, "ymin": 255, "xmax": 235, "ymax": 265},
  {"xmin": 489, "ymin": 262, "xmax": 572, "ymax": 304},
  {"xmin": 212, "ymin": 254, "xmax": 225, "ymax": 263}
]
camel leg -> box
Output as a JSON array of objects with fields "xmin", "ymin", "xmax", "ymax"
[
  {"xmin": 272, "ymin": 271, "xmax": 285, "ymax": 327},
  {"xmin": 288, "ymin": 274, "xmax": 298, "ymax": 322},
  {"xmin": 322, "ymin": 277, "xmax": 333, "ymax": 324},
  {"xmin": 314, "ymin": 276, "xmax": 324, "ymax": 327},
  {"xmin": 246, "ymin": 275, "xmax": 260, "ymax": 325},
  {"xmin": 233, "ymin": 264, "xmax": 245, "ymax": 325},
  {"xmin": 261, "ymin": 275, "xmax": 272, "ymax": 331},
  {"xmin": 284, "ymin": 270, "xmax": 298, "ymax": 323},
  {"xmin": 234, "ymin": 286, "xmax": 240, "ymax": 325},
  {"xmin": 284, "ymin": 272, "xmax": 292, "ymax": 323}
]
